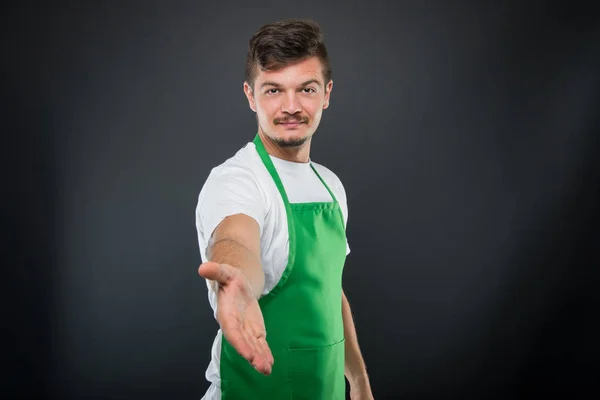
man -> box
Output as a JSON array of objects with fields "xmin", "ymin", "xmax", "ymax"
[{"xmin": 195, "ymin": 19, "xmax": 373, "ymax": 399}]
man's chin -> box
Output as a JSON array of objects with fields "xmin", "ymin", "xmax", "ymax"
[
  {"xmin": 271, "ymin": 130, "xmax": 311, "ymax": 148},
  {"xmin": 274, "ymin": 136, "xmax": 308, "ymax": 148}
]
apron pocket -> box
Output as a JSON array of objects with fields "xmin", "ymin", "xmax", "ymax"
[{"xmin": 288, "ymin": 338, "xmax": 346, "ymax": 400}]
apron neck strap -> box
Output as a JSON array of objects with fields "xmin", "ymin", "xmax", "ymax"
[{"xmin": 253, "ymin": 134, "xmax": 291, "ymax": 206}]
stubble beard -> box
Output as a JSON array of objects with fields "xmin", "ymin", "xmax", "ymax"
[{"xmin": 272, "ymin": 131, "xmax": 313, "ymax": 148}]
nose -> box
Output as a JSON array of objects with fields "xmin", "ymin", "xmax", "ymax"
[{"xmin": 281, "ymin": 92, "xmax": 302, "ymax": 114}]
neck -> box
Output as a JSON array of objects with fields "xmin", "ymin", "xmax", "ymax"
[{"xmin": 258, "ymin": 131, "xmax": 311, "ymax": 163}]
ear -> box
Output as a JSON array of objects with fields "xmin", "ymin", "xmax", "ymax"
[
  {"xmin": 243, "ymin": 81, "xmax": 256, "ymax": 112},
  {"xmin": 323, "ymin": 80, "xmax": 333, "ymax": 110}
]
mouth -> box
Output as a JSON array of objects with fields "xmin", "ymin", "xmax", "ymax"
[{"xmin": 278, "ymin": 121, "xmax": 305, "ymax": 129}]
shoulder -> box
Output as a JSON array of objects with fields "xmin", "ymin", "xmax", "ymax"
[
  {"xmin": 196, "ymin": 142, "xmax": 273, "ymax": 217},
  {"xmin": 195, "ymin": 142, "xmax": 271, "ymax": 238},
  {"xmin": 206, "ymin": 142, "xmax": 262, "ymax": 178},
  {"xmin": 200, "ymin": 143, "xmax": 266, "ymax": 193}
]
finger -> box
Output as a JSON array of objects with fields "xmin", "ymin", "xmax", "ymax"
[
  {"xmin": 240, "ymin": 326, "xmax": 260, "ymax": 361},
  {"xmin": 221, "ymin": 318, "xmax": 270, "ymax": 375},
  {"xmin": 258, "ymin": 337, "xmax": 274, "ymax": 365},
  {"xmin": 254, "ymin": 353, "xmax": 272, "ymax": 375},
  {"xmin": 247, "ymin": 326, "xmax": 270, "ymax": 364},
  {"xmin": 247, "ymin": 331, "xmax": 272, "ymax": 375},
  {"xmin": 222, "ymin": 322, "xmax": 255, "ymax": 363},
  {"xmin": 198, "ymin": 262, "xmax": 232, "ymax": 285},
  {"xmin": 248, "ymin": 323, "xmax": 272, "ymax": 364},
  {"xmin": 239, "ymin": 327, "xmax": 270, "ymax": 375},
  {"xmin": 250, "ymin": 349, "xmax": 271, "ymax": 376},
  {"xmin": 238, "ymin": 330, "xmax": 271, "ymax": 375},
  {"xmin": 246, "ymin": 323, "xmax": 273, "ymax": 368},
  {"xmin": 245, "ymin": 332, "xmax": 273, "ymax": 375},
  {"xmin": 249, "ymin": 335, "xmax": 268, "ymax": 368}
]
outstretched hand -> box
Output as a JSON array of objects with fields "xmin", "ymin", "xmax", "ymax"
[{"xmin": 198, "ymin": 261, "xmax": 274, "ymax": 375}]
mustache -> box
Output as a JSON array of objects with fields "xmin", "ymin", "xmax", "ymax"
[{"xmin": 274, "ymin": 115, "xmax": 309, "ymax": 124}]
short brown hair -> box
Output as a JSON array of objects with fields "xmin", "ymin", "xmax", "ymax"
[{"xmin": 245, "ymin": 19, "xmax": 332, "ymax": 89}]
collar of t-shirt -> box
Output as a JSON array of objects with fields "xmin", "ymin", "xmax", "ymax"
[
  {"xmin": 267, "ymin": 154, "xmax": 333, "ymax": 203},
  {"xmin": 268, "ymin": 154, "xmax": 314, "ymax": 174}
]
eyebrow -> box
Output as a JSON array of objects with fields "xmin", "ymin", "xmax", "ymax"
[{"xmin": 260, "ymin": 79, "xmax": 322, "ymax": 89}]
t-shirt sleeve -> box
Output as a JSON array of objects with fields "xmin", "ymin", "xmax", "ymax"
[{"xmin": 195, "ymin": 164, "xmax": 266, "ymax": 263}]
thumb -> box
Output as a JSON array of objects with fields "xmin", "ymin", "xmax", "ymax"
[{"xmin": 198, "ymin": 261, "xmax": 233, "ymax": 285}]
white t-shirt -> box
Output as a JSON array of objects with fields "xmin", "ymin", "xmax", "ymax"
[{"xmin": 194, "ymin": 141, "xmax": 350, "ymax": 399}]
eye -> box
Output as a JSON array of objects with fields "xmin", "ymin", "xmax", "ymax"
[
  {"xmin": 265, "ymin": 88, "xmax": 279, "ymax": 95},
  {"xmin": 303, "ymin": 87, "xmax": 316, "ymax": 93}
]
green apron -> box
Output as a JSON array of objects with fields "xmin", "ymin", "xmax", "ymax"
[{"xmin": 219, "ymin": 134, "xmax": 347, "ymax": 399}]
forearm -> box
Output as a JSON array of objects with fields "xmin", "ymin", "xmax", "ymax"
[
  {"xmin": 342, "ymin": 290, "xmax": 371, "ymax": 388},
  {"xmin": 208, "ymin": 237, "xmax": 264, "ymax": 299}
]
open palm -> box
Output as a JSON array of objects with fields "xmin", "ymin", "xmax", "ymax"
[{"xmin": 198, "ymin": 261, "xmax": 274, "ymax": 375}]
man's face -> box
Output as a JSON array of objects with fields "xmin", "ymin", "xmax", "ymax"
[{"xmin": 244, "ymin": 56, "xmax": 332, "ymax": 148}]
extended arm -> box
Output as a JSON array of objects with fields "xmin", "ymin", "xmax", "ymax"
[
  {"xmin": 198, "ymin": 213, "xmax": 273, "ymax": 375},
  {"xmin": 204, "ymin": 213, "xmax": 264, "ymax": 298}
]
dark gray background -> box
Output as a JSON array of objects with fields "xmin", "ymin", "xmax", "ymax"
[{"xmin": 3, "ymin": 1, "xmax": 599, "ymax": 399}]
